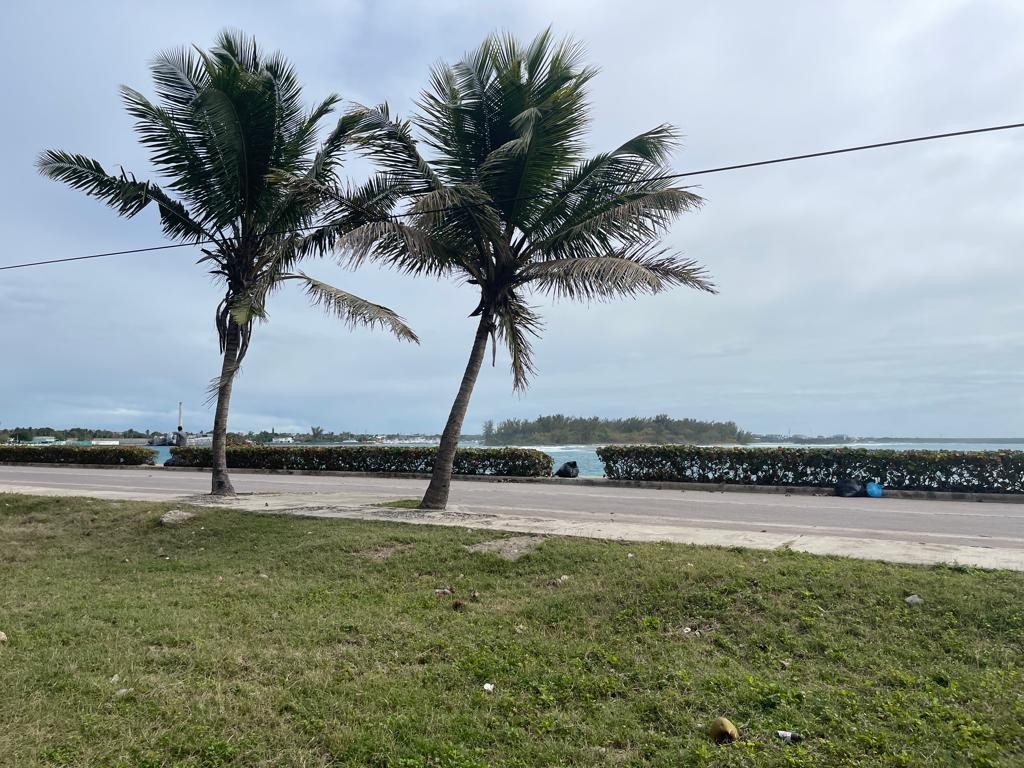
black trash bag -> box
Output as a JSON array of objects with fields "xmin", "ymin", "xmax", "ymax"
[
  {"xmin": 834, "ymin": 477, "xmax": 866, "ymax": 497},
  {"xmin": 554, "ymin": 460, "xmax": 579, "ymax": 478}
]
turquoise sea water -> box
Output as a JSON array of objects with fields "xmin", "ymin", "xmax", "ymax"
[{"xmin": 150, "ymin": 441, "xmax": 1023, "ymax": 476}]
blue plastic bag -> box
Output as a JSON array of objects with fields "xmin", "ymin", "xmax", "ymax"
[{"xmin": 865, "ymin": 482, "xmax": 883, "ymax": 498}]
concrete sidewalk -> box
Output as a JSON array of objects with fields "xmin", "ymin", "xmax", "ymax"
[{"xmin": 3, "ymin": 464, "xmax": 1024, "ymax": 571}]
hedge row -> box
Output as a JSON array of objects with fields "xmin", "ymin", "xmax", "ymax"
[
  {"xmin": 597, "ymin": 445, "xmax": 1024, "ymax": 494},
  {"xmin": 167, "ymin": 445, "xmax": 553, "ymax": 477},
  {"xmin": 0, "ymin": 445, "xmax": 156, "ymax": 465}
]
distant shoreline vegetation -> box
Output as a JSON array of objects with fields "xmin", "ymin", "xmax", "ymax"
[
  {"xmin": 481, "ymin": 415, "xmax": 753, "ymax": 446},
  {"xmin": 751, "ymin": 434, "xmax": 1024, "ymax": 445},
  {"xmin": 6, "ymin": 424, "xmax": 1024, "ymax": 448}
]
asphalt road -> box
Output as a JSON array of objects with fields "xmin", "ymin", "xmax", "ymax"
[{"xmin": 3, "ymin": 464, "xmax": 1024, "ymax": 553}]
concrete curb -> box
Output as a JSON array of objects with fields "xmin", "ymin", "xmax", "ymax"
[{"xmin": 2, "ymin": 461, "xmax": 1023, "ymax": 504}]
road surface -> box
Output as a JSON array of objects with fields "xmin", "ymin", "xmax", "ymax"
[{"xmin": 3, "ymin": 464, "xmax": 1023, "ymax": 570}]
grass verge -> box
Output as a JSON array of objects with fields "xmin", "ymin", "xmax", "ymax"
[
  {"xmin": 1, "ymin": 493, "xmax": 1022, "ymax": 767},
  {"xmin": 370, "ymin": 498, "xmax": 422, "ymax": 509}
]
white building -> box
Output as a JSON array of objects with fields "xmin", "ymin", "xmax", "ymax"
[{"xmin": 271, "ymin": 436, "xmax": 295, "ymax": 444}]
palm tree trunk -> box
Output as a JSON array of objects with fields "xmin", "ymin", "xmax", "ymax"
[
  {"xmin": 421, "ymin": 314, "xmax": 491, "ymax": 510},
  {"xmin": 210, "ymin": 323, "xmax": 241, "ymax": 496}
]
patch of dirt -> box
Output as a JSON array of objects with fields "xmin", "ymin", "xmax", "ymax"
[{"xmin": 464, "ymin": 535, "xmax": 546, "ymax": 561}]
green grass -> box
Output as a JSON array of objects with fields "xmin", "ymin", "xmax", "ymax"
[
  {"xmin": 1, "ymin": 493, "xmax": 1022, "ymax": 767},
  {"xmin": 371, "ymin": 498, "xmax": 422, "ymax": 509}
]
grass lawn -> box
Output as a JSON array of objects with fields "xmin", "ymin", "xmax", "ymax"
[{"xmin": 1, "ymin": 494, "xmax": 1022, "ymax": 767}]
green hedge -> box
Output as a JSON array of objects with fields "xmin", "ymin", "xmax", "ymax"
[
  {"xmin": 167, "ymin": 446, "xmax": 553, "ymax": 477},
  {"xmin": 597, "ymin": 445, "xmax": 1024, "ymax": 494},
  {"xmin": 0, "ymin": 445, "xmax": 156, "ymax": 465}
]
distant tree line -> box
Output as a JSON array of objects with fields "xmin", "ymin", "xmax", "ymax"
[
  {"xmin": 0, "ymin": 426, "xmax": 153, "ymax": 443},
  {"xmin": 753, "ymin": 433, "xmax": 855, "ymax": 445},
  {"xmin": 234, "ymin": 428, "xmax": 450, "ymax": 444},
  {"xmin": 2, "ymin": 426, "xmax": 459, "ymax": 446},
  {"xmin": 481, "ymin": 415, "xmax": 753, "ymax": 446}
]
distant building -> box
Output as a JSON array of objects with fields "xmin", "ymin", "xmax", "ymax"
[
  {"xmin": 271, "ymin": 436, "xmax": 295, "ymax": 444},
  {"xmin": 31, "ymin": 436, "xmax": 57, "ymax": 444}
]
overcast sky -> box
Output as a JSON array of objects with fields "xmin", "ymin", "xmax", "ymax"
[{"xmin": 2, "ymin": 0, "xmax": 1022, "ymax": 437}]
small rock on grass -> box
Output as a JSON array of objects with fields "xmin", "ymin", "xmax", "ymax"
[
  {"xmin": 905, "ymin": 594, "xmax": 924, "ymax": 606},
  {"xmin": 0, "ymin": 631, "xmax": 7, "ymax": 643},
  {"xmin": 159, "ymin": 510, "xmax": 194, "ymax": 526}
]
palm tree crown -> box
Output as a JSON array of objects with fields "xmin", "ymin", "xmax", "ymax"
[
  {"xmin": 38, "ymin": 30, "xmax": 417, "ymax": 494},
  {"xmin": 331, "ymin": 29, "xmax": 715, "ymax": 508}
]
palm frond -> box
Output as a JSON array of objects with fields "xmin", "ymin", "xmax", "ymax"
[
  {"xmin": 150, "ymin": 45, "xmax": 209, "ymax": 110},
  {"xmin": 347, "ymin": 104, "xmax": 444, "ymax": 193},
  {"xmin": 195, "ymin": 87, "xmax": 249, "ymax": 210},
  {"xmin": 523, "ymin": 246, "xmax": 716, "ymax": 301},
  {"xmin": 528, "ymin": 186, "xmax": 703, "ymax": 261},
  {"xmin": 143, "ymin": 185, "xmax": 214, "ymax": 243},
  {"xmin": 492, "ymin": 293, "xmax": 543, "ymax": 390},
  {"xmin": 36, "ymin": 151, "xmax": 152, "ymax": 216},
  {"xmin": 336, "ymin": 218, "xmax": 458, "ymax": 277},
  {"xmin": 286, "ymin": 272, "xmax": 418, "ymax": 343},
  {"xmin": 408, "ymin": 183, "xmax": 503, "ymax": 239},
  {"xmin": 416, "ymin": 52, "xmax": 493, "ymax": 183},
  {"xmin": 291, "ymin": 172, "xmax": 408, "ymax": 259},
  {"xmin": 444, "ymin": 29, "xmax": 594, "ymax": 227},
  {"xmin": 147, "ymin": 47, "xmax": 247, "ymax": 228},
  {"xmin": 524, "ymin": 124, "xmax": 681, "ymax": 236}
]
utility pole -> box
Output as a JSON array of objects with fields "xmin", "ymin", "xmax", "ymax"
[{"xmin": 178, "ymin": 402, "xmax": 183, "ymax": 431}]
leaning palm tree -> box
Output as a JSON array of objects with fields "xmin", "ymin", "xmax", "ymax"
[
  {"xmin": 331, "ymin": 30, "xmax": 714, "ymax": 509},
  {"xmin": 38, "ymin": 31, "xmax": 417, "ymax": 495}
]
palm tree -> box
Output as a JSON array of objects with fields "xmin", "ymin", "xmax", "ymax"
[
  {"xmin": 38, "ymin": 31, "xmax": 417, "ymax": 495},
  {"xmin": 334, "ymin": 29, "xmax": 714, "ymax": 509}
]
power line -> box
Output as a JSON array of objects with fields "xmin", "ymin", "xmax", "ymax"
[
  {"xmin": 0, "ymin": 242, "xmax": 200, "ymax": 271},
  {"xmin": 4, "ymin": 120, "xmax": 1023, "ymax": 272},
  {"xmin": 650, "ymin": 121, "xmax": 1024, "ymax": 181}
]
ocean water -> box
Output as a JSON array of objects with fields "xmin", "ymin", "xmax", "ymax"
[
  {"xmin": 148, "ymin": 441, "xmax": 1023, "ymax": 476},
  {"xmin": 151, "ymin": 446, "xmax": 173, "ymax": 465}
]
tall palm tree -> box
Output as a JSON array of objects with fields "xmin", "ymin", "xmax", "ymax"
[
  {"xmin": 38, "ymin": 31, "xmax": 417, "ymax": 495},
  {"xmin": 334, "ymin": 29, "xmax": 715, "ymax": 509}
]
